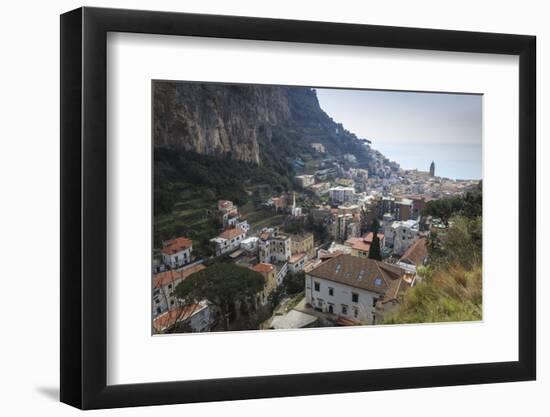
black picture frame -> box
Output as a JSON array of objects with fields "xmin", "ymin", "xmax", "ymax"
[{"xmin": 60, "ymin": 6, "xmax": 536, "ymax": 410}]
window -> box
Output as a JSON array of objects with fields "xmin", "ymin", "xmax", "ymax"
[
  {"xmin": 372, "ymin": 297, "xmax": 378, "ymax": 307},
  {"xmin": 314, "ymin": 281, "xmax": 320, "ymax": 292},
  {"xmin": 341, "ymin": 305, "xmax": 348, "ymax": 315},
  {"xmin": 155, "ymin": 298, "xmax": 160, "ymax": 304},
  {"xmin": 328, "ymin": 304, "xmax": 334, "ymax": 314},
  {"xmin": 314, "ymin": 299, "xmax": 324, "ymax": 312},
  {"xmin": 328, "ymin": 287, "xmax": 334, "ymax": 296},
  {"xmin": 170, "ymin": 300, "xmax": 174, "ymax": 305},
  {"xmin": 168, "ymin": 284, "xmax": 172, "ymax": 289},
  {"xmin": 156, "ymin": 307, "xmax": 161, "ymax": 314},
  {"xmin": 353, "ymin": 307, "xmax": 359, "ymax": 318},
  {"xmin": 352, "ymin": 292, "xmax": 359, "ymax": 303}
]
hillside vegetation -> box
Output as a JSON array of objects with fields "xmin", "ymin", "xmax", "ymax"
[
  {"xmin": 385, "ymin": 185, "xmax": 482, "ymax": 324},
  {"xmin": 153, "ymin": 85, "xmax": 384, "ymax": 253},
  {"xmin": 154, "ymin": 84, "xmax": 379, "ymax": 218}
]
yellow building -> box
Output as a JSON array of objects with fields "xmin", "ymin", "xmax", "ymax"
[
  {"xmin": 345, "ymin": 233, "xmax": 385, "ymax": 258},
  {"xmin": 290, "ymin": 233, "xmax": 315, "ymax": 258},
  {"xmin": 252, "ymin": 263, "xmax": 277, "ymax": 305}
]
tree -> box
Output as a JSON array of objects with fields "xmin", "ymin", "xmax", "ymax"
[
  {"xmin": 174, "ymin": 263, "xmax": 265, "ymax": 330},
  {"xmin": 283, "ymin": 271, "xmax": 305, "ymax": 295},
  {"xmin": 359, "ymin": 207, "xmax": 370, "ymax": 235},
  {"xmin": 368, "ymin": 230, "xmax": 382, "ymax": 261},
  {"xmin": 305, "ymin": 212, "xmax": 330, "ymax": 243},
  {"xmin": 370, "ymin": 218, "xmax": 380, "ymax": 234},
  {"xmin": 421, "ymin": 181, "xmax": 482, "ymax": 225},
  {"xmin": 429, "ymin": 215, "xmax": 482, "ymax": 269}
]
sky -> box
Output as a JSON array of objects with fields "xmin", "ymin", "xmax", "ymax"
[{"xmin": 316, "ymin": 88, "xmax": 482, "ymax": 180}]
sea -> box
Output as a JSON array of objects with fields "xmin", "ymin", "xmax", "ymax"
[{"xmin": 373, "ymin": 142, "xmax": 482, "ymax": 181}]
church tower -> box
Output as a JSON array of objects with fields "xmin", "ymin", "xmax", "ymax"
[
  {"xmin": 429, "ymin": 161, "xmax": 435, "ymax": 177},
  {"xmin": 291, "ymin": 191, "xmax": 302, "ymax": 217}
]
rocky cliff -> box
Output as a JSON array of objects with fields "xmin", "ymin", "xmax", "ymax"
[
  {"xmin": 153, "ymin": 82, "xmax": 373, "ymax": 167},
  {"xmin": 154, "ymin": 83, "xmax": 296, "ymax": 164}
]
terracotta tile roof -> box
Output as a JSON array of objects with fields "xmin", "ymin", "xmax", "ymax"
[
  {"xmin": 381, "ymin": 273, "xmax": 404, "ymax": 303},
  {"xmin": 318, "ymin": 249, "xmax": 343, "ymax": 260},
  {"xmin": 335, "ymin": 316, "xmax": 361, "ymax": 326},
  {"xmin": 308, "ymin": 254, "xmax": 405, "ymax": 295},
  {"xmin": 152, "ymin": 302, "xmax": 208, "ymax": 332},
  {"xmin": 217, "ymin": 200, "xmax": 234, "ymax": 210},
  {"xmin": 161, "ymin": 237, "xmax": 192, "ymax": 255},
  {"xmin": 304, "ymin": 259, "xmax": 322, "ymax": 273},
  {"xmin": 362, "ymin": 232, "xmax": 384, "ymax": 243},
  {"xmin": 219, "ymin": 227, "xmax": 245, "ymax": 240},
  {"xmin": 259, "ymin": 231, "xmax": 272, "ymax": 241},
  {"xmin": 345, "ymin": 237, "xmax": 371, "ymax": 253},
  {"xmin": 399, "ymin": 238, "xmax": 428, "ymax": 267},
  {"xmin": 153, "ymin": 263, "xmax": 206, "ymax": 289},
  {"xmin": 289, "ymin": 253, "xmax": 306, "ymax": 264},
  {"xmin": 252, "ymin": 263, "xmax": 274, "ymax": 273}
]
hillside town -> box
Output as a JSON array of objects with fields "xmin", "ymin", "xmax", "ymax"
[{"xmin": 152, "ymin": 155, "xmax": 480, "ymax": 334}]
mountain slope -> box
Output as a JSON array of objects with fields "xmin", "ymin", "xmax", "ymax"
[{"xmin": 153, "ymin": 82, "xmax": 375, "ymax": 169}]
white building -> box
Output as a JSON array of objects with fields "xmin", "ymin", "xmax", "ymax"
[
  {"xmin": 240, "ymin": 236, "xmax": 259, "ymax": 254},
  {"xmin": 236, "ymin": 219, "xmax": 250, "ymax": 233},
  {"xmin": 310, "ymin": 143, "xmax": 326, "ymax": 153},
  {"xmin": 258, "ymin": 229, "xmax": 292, "ymax": 264},
  {"xmin": 290, "ymin": 192, "xmax": 303, "ymax": 217},
  {"xmin": 153, "ymin": 300, "xmax": 213, "ymax": 333},
  {"xmin": 305, "ymin": 254, "xmax": 408, "ymax": 324},
  {"xmin": 329, "ymin": 186, "xmax": 355, "ymax": 204},
  {"xmin": 161, "ymin": 236, "xmax": 193, "ymax": 269},
  {"xmin": 210, "ymin": 227, "xmax": 247, "ymax": 257},
  {"xmin": 216, "ymin": 200, "xmax": 240, "ymax": 228},
  {"xmin": 152, "ymin": 263, "xmax": 206, "ymax": 317},
  {"xmin": 295, "ymin": 174, "xmax": 315, "ymax": 188},
  {"xmin": 288, "ymin": 252, "xmax": 307, "ymax": 273},
  {"xmin": 343, "ymin": 153, "xmax": 358, "ymax": 164},
  {"xmin": 385, "ymin": 220, "xmax": 420, "ymax": 256},
  {"xmin": 328, "ymin": 213, "xmax": 359, "ymax": 242},
  {"xmin": 395, "ymin": 237, "xmax": 428, "ymax": 275},
  {"xmin": 275, "ymin": 262, "xmax": 289, "ymax": 285}
]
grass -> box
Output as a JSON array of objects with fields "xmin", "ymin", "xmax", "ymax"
[
  {"xmin": 153, "ymin": 188, "xmax": 218, "ymax": 253},
  {"xmin": 250, "ymin": 214, "xmax": 286, "ymax": 231},
  {"xmin": 384, "ymin": 264, "xmax": 482, "ymax": 324},
  {"xmin": 154, "ymin": 186, "xmax": 289, "ymax": 255}
]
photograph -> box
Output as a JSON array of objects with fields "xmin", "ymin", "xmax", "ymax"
[{"xmin": 151, "ymin": 81, "xmax": 483, "ymax": 334}]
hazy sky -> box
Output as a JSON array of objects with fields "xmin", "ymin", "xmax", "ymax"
[{"xmin": 316, "ymin": 88, "xmax": 482, "ymax": 180}]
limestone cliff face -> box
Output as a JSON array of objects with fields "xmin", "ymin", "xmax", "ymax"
[
  {"xmin": 153, "ymin": 83, "xmax": 295, "ymax": 164},
  {"xmin": 153, "ymin": 81, "xmax": 382, "ymax": 172}
]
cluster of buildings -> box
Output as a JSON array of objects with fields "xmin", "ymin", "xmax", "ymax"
[
  {"xmin": 153, "ymin": 196, "xmax": 320, "ymax": 333},
  {"xmin": 153, "ymin": 156, "xmax": 468, "ymax": 332},
  {"xmin": 152, "ymin": 247, "xmax": 215, "ymax": 333},
  {"xmin": 210, "ymin": 200, "xmax": 250, "ymax": 233},
  {"xmin": 365, "ymin": 163, "xmax": 479, "ymax": 199},
  {"xmin": 267, "ymin": 237, "xmax": 428, "ymax": 328},
  {"xmin": 304, "ymin": 254, "xmax": 414, "ymax": 325},
  {"xmin": 265, "ymin": 192, "xmax": 303, "ymax": 217}
]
